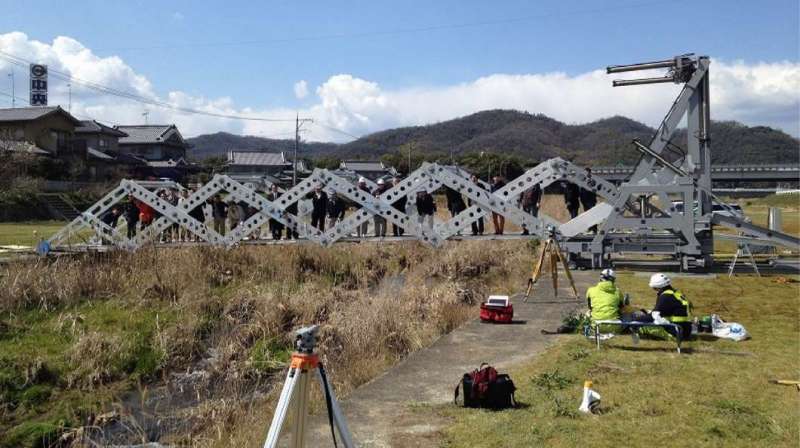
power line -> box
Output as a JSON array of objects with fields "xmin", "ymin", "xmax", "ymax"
[
  {"xmin": 91, "ymin": 0, "xmax": 687, "ymax": 52},
  {"xmin": 0, "ymin": 89, "xmax": 120, "ymax": 126},
  {"xmin": 311, "ymin": 121, "xmax": 361, "ymax": 140},
  {"xmin": 0, "ymin": 51, "xmax": 298, "ymax": 123}
]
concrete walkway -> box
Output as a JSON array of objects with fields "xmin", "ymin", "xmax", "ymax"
[{"xmin": 302, "ymin": 271, "xmax": 595, "ymax": 447}]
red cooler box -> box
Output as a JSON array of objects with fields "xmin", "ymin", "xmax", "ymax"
[{"xmin": 480, "ymin": 295, "xmax": 514, "ymax": 323}]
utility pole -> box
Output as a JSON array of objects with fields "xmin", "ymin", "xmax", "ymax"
[
  {"xmin": 407, "ymin": 142, "xmax": 413, "ymax": 174},
  {"xmin": 142, "ymin": 110, "xmax": 149, "ymax": 124},
  {"xmin": 293, "ymin": 113, "xmax": 313, "ymax": 186},
  {"xmin": 8, "ymin": 70, "xmax": 14, "ymax": 108},
  {"xmin": 67, "ymin": 83, "xmax": 71, "ymax": 112}
]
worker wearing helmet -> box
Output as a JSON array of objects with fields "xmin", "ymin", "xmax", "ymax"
[
  {"xmin": 648, "ymin": 273, "xmax": 693, "ymax": 339},
  {"xmin": 586, "ymin": 269, "xmax": 625, "ymax": 327}
]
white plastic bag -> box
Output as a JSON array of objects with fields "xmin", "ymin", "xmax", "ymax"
[{"xmin": 712, "ymin": 319, "xmax": 750, "ymax": 342}]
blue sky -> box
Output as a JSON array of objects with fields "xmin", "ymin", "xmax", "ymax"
[{"xmin": 0, "ymin": 0, "xmax": 797, "ymax": 139}]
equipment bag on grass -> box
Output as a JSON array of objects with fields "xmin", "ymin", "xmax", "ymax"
[{"xmin": 454, "ymin": 363, "xmax": 516, "ymax": 409}]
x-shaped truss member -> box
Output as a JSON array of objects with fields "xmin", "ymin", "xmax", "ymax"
[{"xmin": 315, "ymin": 168, "xmax": 442, "ymax": 246}]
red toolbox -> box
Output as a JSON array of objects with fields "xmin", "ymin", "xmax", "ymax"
[{"xmin": 480, "ymin": 295, "xmax": 514, "ymax": 323}]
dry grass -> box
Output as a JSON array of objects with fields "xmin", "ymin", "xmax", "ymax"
[{"xmin": 0, "ymin": 240, "xmax": 534, "ymax": 446}]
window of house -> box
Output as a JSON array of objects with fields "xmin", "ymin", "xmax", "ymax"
[{"xmin": 99, "ymin": 138, "xmax": 107, "ymax": 147}]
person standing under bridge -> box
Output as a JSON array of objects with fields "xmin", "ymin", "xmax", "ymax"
[
  {"xmin": 519, "ymin": 184, "xmax": 542, "ymax": 235},
  {"xmin": 416, "ymin": 190, "xmax": 436, "ymax": 230},
  {"xmin": 373, "ymin": 178, "xmax": 390, "ymax": 237},
  {"xmin": 469, "ymin": 174, "xmax": 484, "ymax": 236},
  {"xmin": 309, "ymin": 184, "xmax": 328, "ymax": 232},
  {"xmin": 563, "ymin": 181, "xmax": 580, "ymax": 219},
  {"xmin": 579, "ymin": 168, "xmax": 598, "ymax": 233},
  {"xmin": 327, "ymin": 191, "xmax": 345, "ymax": 230},
  {"xmin": 124, "ymin": 195, "xmax": 139, "ymax": 239},
  {"xmin": 266, "ymin": 185, "xmax": 284, "ymax": 240},
  {"xmin": 491, "ymin": 176, "xmax": 506, "ymax": 235}
]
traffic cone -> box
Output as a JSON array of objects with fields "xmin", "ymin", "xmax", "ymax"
[{"xmin": 578, "ymin": 380, "xmax": 601, "ymax": 414}]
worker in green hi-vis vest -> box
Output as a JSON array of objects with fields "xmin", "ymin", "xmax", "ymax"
[{"xmin": 586, "ymin": 269, "xmax": 625, "ymax": 333}]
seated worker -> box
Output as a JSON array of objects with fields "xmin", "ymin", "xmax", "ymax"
[
  {"xmin": 586, "ymin": 269, "xmax": 626, "ymax": 333},
  {"xmin": 586, "ymin": 269, "xmax": 624, "ymax": 331},
  {"xmin": 647, "ymin": 273, "xmax": 693, "ymax": 339}
]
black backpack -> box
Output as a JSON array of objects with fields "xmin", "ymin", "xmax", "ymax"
[{"xmin": 454, "ymin": 363, "xmax": 516, "ymax": 409}]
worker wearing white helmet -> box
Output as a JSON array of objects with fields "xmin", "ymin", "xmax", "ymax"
[
  {"xmin": 648, "ymin": 273, "xmax": 693, "ymax": 338},
  {"xmin": 373, "ymin": 178, "xmax": 389, "ymax": 237},
  {"xmin": 586, "ymin": 268, "xmax": 625, "ymax": 325}
]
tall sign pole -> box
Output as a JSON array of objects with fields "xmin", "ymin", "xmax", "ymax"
[{"xmin": 29, "ymin": 64, "xmax": 48, "ymax": 106}]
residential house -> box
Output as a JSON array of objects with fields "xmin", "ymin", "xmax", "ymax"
[
  {"xmin": 226, "ymin": 150, "xmax": 310, "ymax": 187},
  {"xmin": 115, "ymin": 124, "xmax": 191, "ymax": 161},
  {"xmin": 74, "ymin": 120, "xmax": 128, "ymax": 154},
  {"xmin": 73, "ymin": 120, "xmax": 145, "ymax": 180},
  {"xmin": 0, "ymin": 106, "xmax": 81, "ymax": 156}
]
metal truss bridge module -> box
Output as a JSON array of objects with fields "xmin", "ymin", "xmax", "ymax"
[
  {"xmin": 48, "ymin": 54, "xmax": 800, "ymax": 269},
  {"xmin": 47, "ymin": 157, "xmax": 614, "ymax": 250}
]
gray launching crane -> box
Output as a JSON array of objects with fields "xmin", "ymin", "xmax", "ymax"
[{"xmin": 561, "ymin": 54, "xmax": 798, "ymax": 269}]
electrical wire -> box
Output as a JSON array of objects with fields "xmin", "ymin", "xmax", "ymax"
[
  {"xmin": 310, "ymin": 121, "xmax": 361, "ymax": 140},
  {"xmin": 0, "ymin": 89, "xmax": 121, "ymax": 126},
  {"xmin": 0, "ymin": 51, "xmax": 297, "ymax": 122},
  {"xmin": 91, "ymin": 0, "xmax": 689, "ymax": 52}
]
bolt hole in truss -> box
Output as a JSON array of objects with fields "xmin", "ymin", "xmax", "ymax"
[{"xmin": 48, "ymin": 54, "xmax": 800, "ymax": 269}]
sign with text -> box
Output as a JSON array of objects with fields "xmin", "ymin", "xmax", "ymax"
[{"xmin": 29, "ymin": 63, "xmax": 48, "ymax": 106}]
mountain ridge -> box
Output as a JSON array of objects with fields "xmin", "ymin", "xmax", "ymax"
[{"xmin": 187, "ymin": 110, "xmax": 799, "ymax": 166}]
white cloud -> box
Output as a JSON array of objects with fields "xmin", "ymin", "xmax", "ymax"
[
  {"xmin": 171, "ymin": 12, "xmax": 184, "ymax": 22},
  {"xmin": 0, "ymin": 31, "xmax": 797, "ymax": 145},
  {"xmin": 293, "ymin": 80, "xmax": 308, "ymax": 99}
]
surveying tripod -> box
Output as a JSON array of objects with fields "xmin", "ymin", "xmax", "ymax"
[
  {"xmin": 524, "ymin": 227, "xmax": 579, "ymax": 301},
  {"xmin": 727, "ymin": 241, "xmax": 760, "ymax": 278},
  {"xmin": 263, "ymin": 325, "xmax": 355, "ymax": 448}
]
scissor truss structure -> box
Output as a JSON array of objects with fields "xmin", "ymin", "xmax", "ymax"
[
  {"xmin": 47, "ymin": 157, "xmax": 616, "ymax": 250},
  {"xmin": 48, "ymin": 54, "xmax": 800, "ymax": 269}
]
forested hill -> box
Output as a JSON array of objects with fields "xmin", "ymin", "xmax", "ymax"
[{"xmin": 187, "ymin": 110, "xmax": 799, "ymax": 166}]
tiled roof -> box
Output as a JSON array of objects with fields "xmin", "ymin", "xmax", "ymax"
[
  {"xmin": 228, "ymin": 151, "xmax": 287, "ymax": 166},
  {"xmin": 76, "ymin": 120, "xmax": 128, "ymax": 137},
  {"xmin": 116, "ymin": 125, "xmax": 181, "ymax": 144},
  {"xmin": 0, "ymin": 106, "xmax": 81, "ymax": 125}
]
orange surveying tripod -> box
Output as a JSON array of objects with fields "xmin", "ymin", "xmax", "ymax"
[
  {"xmin": 524, "ymin": 231, "xmax": 579, "ymax": 302},
  {"xmin": 264, "ymin": 325, "xmax": 355, "ymax": 448}
]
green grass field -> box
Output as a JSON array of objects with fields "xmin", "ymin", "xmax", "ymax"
[
  {"xmin": 437, "ymin": 273, "xmax": 800, "ymax": 447},
  {"xmin": 0, "ymin": 221, "xmax": 67, "ymax": 247}
]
